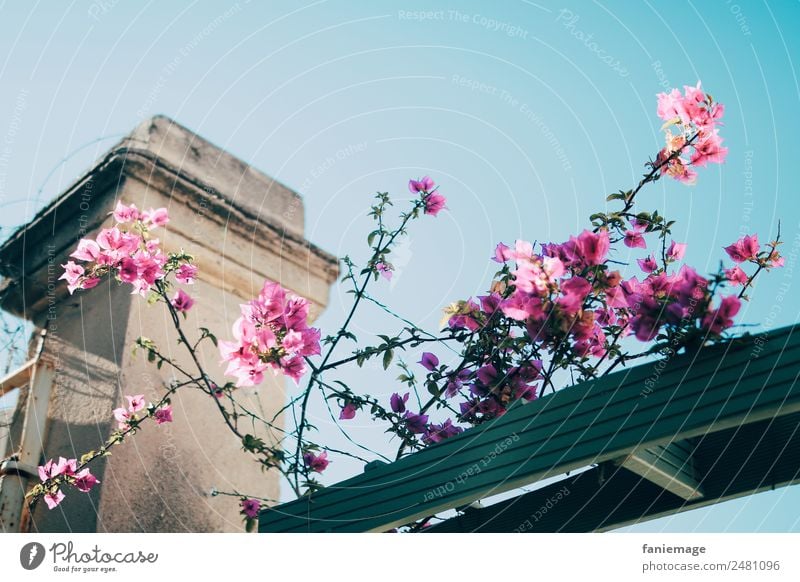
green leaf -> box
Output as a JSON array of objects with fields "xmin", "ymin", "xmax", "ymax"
[{"xmin": 383, "ymin": 349, "xmax": 394, "ymax": 370}]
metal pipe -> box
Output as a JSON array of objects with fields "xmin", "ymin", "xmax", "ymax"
[{"xmin": 0, "ymin": 330, "xmax": 49, "ymax": 533}]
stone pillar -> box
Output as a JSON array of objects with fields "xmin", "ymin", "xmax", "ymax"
[{"xmin": 0, "ymin": 116, "xmax": 338, "ymax": 532}]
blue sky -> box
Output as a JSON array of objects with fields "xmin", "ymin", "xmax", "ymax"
[{"xmin": 1, "ymin": 0, "xmax": 799, "ymax": 532}]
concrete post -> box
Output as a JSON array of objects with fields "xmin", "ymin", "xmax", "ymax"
[{"xmin": 0, "ymin": 116, "xmax": 338, "ymax": 532}]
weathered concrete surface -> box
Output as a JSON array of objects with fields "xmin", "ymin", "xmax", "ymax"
[{"xmin": 0, "ymin": 116, "xmax": 338, "ymax": 532}]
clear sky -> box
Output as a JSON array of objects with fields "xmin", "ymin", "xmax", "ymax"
[{"xmin": 1, "ymin": 0, "xmax": 798, "ymax": 532}]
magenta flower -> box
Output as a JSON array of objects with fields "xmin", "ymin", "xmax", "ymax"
[
  {"xmin": 44, "ymin": 489, "xmax": 66, "ymax": 510},
  {"xmin": 667, "ymin": 241, "xmax": 687, "ymax": 261},
  {"xmin": 390, "ymin": 392, "xmax": 409, "ymax": 413},
  {"xmin": 175, "ymin": 264, "xmax": 198, "ymax": 285},
  {"xmin": 171, "ymin": 289, "xmax": 195, "ymax": 313},
  {"xmin": 339, "ymin": 403, "xmax": 357, "ymax": 420},
  {"xmin": 70, "ymin": 239, "xmax": 101, "ymax": 262},
  {"xmin": 624, "ymin": 230, "xmax": 646, "ymax": 249},
  {"xmin": 702, "ymin": 295, "xmax": 741, "ymax": 334},
  {"xmin": 73, "ymin": 468, "xmax": 100, "ymax": 493},
  {"xmin": 241, "ymin": 498, "xmax": 261, "ymax": 519},
  {"xmin": 404, "ymin": 411, "xmax": 429, "ymax": 434},
  {"xmin": 154, "ymin": 405, "xmax": 173, "ymax": 425},
  {"xmin": 408, "ymin": 176, "xmax": 435, "ymax": 193},
  {"xmin": 492, "ymin": 242, "xmax": 512, "ymax": 263},
  {"xmin": 112, "ymin": 201, "xmax": 140, "ymax": 223},
  {"xmin": 423, "ymin": 192, "xmax": 446, "ymax": 216},
  {"xmin": 724, "ymin": 234, "xmax": 760, "ymax": 263},
  {"xmin": 422, "ymin": 419, "xmax": 463, "ymax": 445},
  {"xmin": 220, "ymin": 280, "xmax": 320, "ymax": 387},
  {"xmin": 376, "ymin": 262, "xmax": 393, "ymax": 281},
  {"xmin": 59, "ymin": 261, "xmax": 85, "ymax": 294},
  {"xmin": 125, "ymin": 394, "xmax": 146, "ymax": 413},
  {"xmin": 690, "ymin": 130, "xmax": 728, "ymax": 167},
  {"xmin": 303, "ymin": 451, "xmax": 330, "ymax": 473},
  {"xmin": 37, "ymin": 457, "xmax": 76, "ymax": 482},
  {"xmin": 418, "ymin": 352, "xmax": 439, "ymax": 371},
  {"xmin": 142, "ymin": 207, "xmax": 169, "ymax": 228},
  {"xmin": 637, "ymin": 255, "xmax": 659, "ymax": 273},
  {"xmin": 575, "ymin": 229, "xmax": 610, "ymax": 266},
  {"xmin": 725, "ymin": 266, "xmax": 748, "ymax": 286},
  {"xmin": 112, "ymin": 407, "xmax": 132, "ymax": 430}
]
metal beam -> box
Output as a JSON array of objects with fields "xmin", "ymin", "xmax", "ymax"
[
  {"xmin": 615, "ymin": 441, "xmax": 703, "ymax": 501},
  {"xmin": 260, "ymin": 324, "xmax": 800, "ymax": 533},
  {"xmin": 427, "ymin": 412, "xmax": 800, "ymax": 532}
]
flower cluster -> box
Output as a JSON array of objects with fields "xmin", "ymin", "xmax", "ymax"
[
  {"xmin": 36, "ymin": 457, "xmax": 100, "ymax": 509},
  {"xmin": 409, "ymin": 175, "xmax": 446, "ymax": 217},
  {"xmin": 60, "ymin": 202, "xmax": 197, "ymax": 313},
  {"xmin": 655, "ymin": 81, "xmax": 727, "ymax": 184},
  {"xmin": 112, "ymin": 393, "xmax": 173, "ymax": 431},
  {"xmin": 219, "ymin": 281, "xmax": 321, "ymax": 386},
  {"xmin": 302, "ymin": 450, "xmax": 330, "ymax": 473}
]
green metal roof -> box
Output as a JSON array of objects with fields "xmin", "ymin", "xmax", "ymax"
[{"xmin": 260, "ymin": 323, "xmax": 800, "ymax": 533}]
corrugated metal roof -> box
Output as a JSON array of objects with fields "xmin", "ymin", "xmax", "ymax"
[{"xmin": 260, "ymin": 324, "xmax": 800, "ymax": 533}]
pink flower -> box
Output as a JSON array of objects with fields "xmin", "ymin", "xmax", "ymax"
[
  {"xmin": 492, "ymin": 242, "xmax": 512, "ymax": 263},
  {"xmin": 280, "ymin": 356, "xmax": 307, "ymax": 385},
  {"xmin": 423, "ymin": 192, "xmax": 446, "ymax": 216},
  {"xmin": 624, "ymin": 230, "xmax": 646, "ymax": 249},
  {"xmin": 113, "ymin": 407, "xmax": 132, "ymax": 430},
  {"xmin": 44, "ymin": 489, "xmax": 65, "ymax": 510},
  {"xmin": 112, "ymin": 201, "xmax": 140, "ymax": 223},
  {"xmin": 690, "ymin": 130, "xmax": 728, "ymax": 167},
  {"xmin": 175, "ymin": 264, "xmax": 198, "ymax": 285},
  {"xmin": 390, "ymin": 392, "xmax": 409, "ymax": 413},
  {"xmin": 80, "ymin": 277, "xmax": 101, "ymax": 291},
  {"xmin": 118, "ymin": 257, "xmax": 139, "ymax": 283},
  {"xmin": 408, "ymin": 176, "xmax": 435, "ymax": 193},
  {"xmin": 667, "ymin": 241, "xmax": 687, "ymax": 261},
  {"xmin": 419, "ymin": 352, "xmax": 439, "ymax": 371},
  {"xmin": 125, "ymin": 394, "xmax": 146, "ymax": 413},
  {"xmin": 59, "ymin": 261, "xmax": 85, "ymax": 294},
  {"xmin": 376, "ymin": 262, "xmax": 393, "ymax": 280},
  {"xmin": 303, "ymin": 451, "xmax": 329, "ymax": 473},
  {"xmin": 702, "ymin": 295, "xmax": 741, "ymax": 334},
  {"xmin": 724, "ymin": 234, "xmax": 760, "ymax": 263},
  {"xmin": 339, "ymin": 403, "xmax": 357, "ymax": 420},
  {"xmin": 70, "ymin": 239, "xmax": 101, "ymax": 262},
  {"xmin": 73, "ymin": 469, "xmax": 100, "ymax": 493},
  {"xmin": 404, "ymin": 411, "xmax": 429, "ymax": 434},
  {"xmin": 142, "ymin": 207, "xmax": 169, "ymax": 228},
  {"xmin": 637, "ymin": 255, "xmax": 659, "ymax": 273},
  {"xmin": 241, "ymin": 498, "xmax": 261, "ymax": 519},
  {"xmin": 37, "ymin": 457, "xmax": 77, "ymax": 482},
  {"xmin": 725, "ymin": 266, "xmax": 748, "ymax": 286},
  {"xmin": 575, "ymin": 229, "xmax": 609, "ymax": 266},
  {"xmin": 154, "ymin": 405, "xmax": 173, "ymax": 425},
  {"xmin": 171, "ymin": 289, "xmax": 195, "ymax": 313}
]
